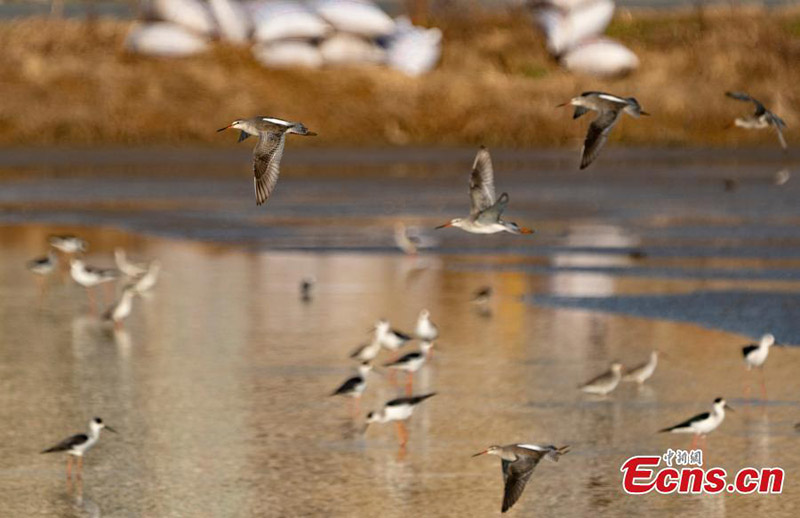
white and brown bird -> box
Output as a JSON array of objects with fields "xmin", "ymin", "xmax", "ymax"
[
  {"xmin": 473, "ymin": 443, "xmax": 570, "ymax": 513},
  {"xmin": 436, "ymin": 147, "xmax": 534, "ymax": 235},
  {"xmin": 726, "ymin": 92, "xmax": 788, "ymax": 150},
  {"xmin": 622, "ymin": 351, "xmax": 659, "ymax": 385},
  {"xmin": 41, "ymin": 417, "xmax": 117, "ymax": 481},
  {"xmin": 579, "ymin": 362, "xmax": 623, "ymax": 395},
  {"xmin": 217, "ymin": 116, "xmax": 317, "ymax": 205},
  {"xmin": 103, "ymin": 285, "xmax": 138, "ymax": 330},
  {"xmin": 559, "ymin": 91, "xmax": 649, "ymax": 169},
  {"xmin": 114, "ymin": 248, "xmax": 148, "ymax": 278}
]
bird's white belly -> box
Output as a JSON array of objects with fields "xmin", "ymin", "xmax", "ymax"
[
  {"xmin": 463, "ymin": 223, "xmax": 506, "ymax": 234},
  {"xmin": 385, "ymin": 405, "xmax": 414, "ymax": 421},
  {"xmin": 693, "ymin": 414, "xmax": 723, "ymax": 435},
  {"xmin": 746, "ymin": 348, "xmax": 769, "ymax": 368}
]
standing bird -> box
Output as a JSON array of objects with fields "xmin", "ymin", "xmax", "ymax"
[
  {"xmin": 725, "ymin": 92, "xmax": 788, "ymax": 150},
  {"xmin": 103, "ymin": 286, "xmax": 137, "ymax": 330},
  {"xmin": 558, "ymin": 91, "xmax": 649, "ymax": 169},
  {"xmin": 27, "ymin": 252, "xmax": 58, "ymax": 299},
  {"xmin": 114, "ymin": 248, "xmax": 148, "ymax": 278},
  {"xmin": 41, "ymin": 417, "xmax": 117, "ymax": 481},
  {"xmin": 70, "ymin": 259, "xmax": 119, "ymax": 312},
  {"xmin": 217, "ymin": 116, "xmax": 317, "ymax": 206},
  {"xmin": 376, "ymin": 319, "xmax": 413, "ymax": 352},
  {"xmin": 436, "ymin": 147, "xmax": 534, "ymax": 235},
  {"xmin": 659, "ymin": 397, "xmax": 733, "ymax": 450},
  {"xmin": 472, "ymin": 443, "xmax": 570, "ymax": 513},
  {"xmin": 415, "ymin": 309, "xmax": 439, "ymax": 342},
  {"xmin": 579, "ymin": 362, "xmax": 623, "ymax": 395},
  {"xmin": 300, "ymin": 277, "xmax": 315, "ymax": 302},
  {"xmin": 330, "ymin": 362, "xmax": 372, "ymax": 417},
  {"xmin": 365, "ymin": 393, "xmax": 436, "ymax": 447},
  {"xmin": 383, "ymin": 341, "xmax": 434, "ymax": 395},
  {"xmin": 742, "ymin": 333, "xmax": 776, "ymax": 399},
  {"xmin": 622, "ymin": 351, "xmax": 659, "ymax": 385},
  {"xmin": 350, "ymin": 338, "xmax": 382, "ymax": 362}
]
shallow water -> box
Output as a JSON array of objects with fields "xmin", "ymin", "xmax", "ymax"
[{"xmin": 1, "ymin": 148, "xmax": 799, "ymax": 516}]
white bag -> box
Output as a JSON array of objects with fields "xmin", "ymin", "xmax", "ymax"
[
  {"xmin": 144, "ymin": 0, "xmax": 216, "ymax": 35},
  {"xmin": 209, "ymin": 0, "xmax": 252, "ymax": 43},
  {"xmin": 248, "ymin": 1, "xmax": 331, "ymax": 42},
  {"xmin": 126, "ymin": 22, "xmax": 210, "ymax": 57},
  {"xmin": 314, "ymin": 0, "xmax": 395, "ymax": 38},
  {"xmin": 252, "ymin": 41, "xmax": 324, "ymax": 68}
]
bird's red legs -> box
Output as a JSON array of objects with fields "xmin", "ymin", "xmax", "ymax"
[
  {"xmin": 66, "ymin": 455, "xmax": 73, "ymax": 480},
  {"xmin": 103, "ymin": 283, "xmax": 113, "ymax": 306},
  {"xmin": 86, "ymin": 288, "xmax": 96, "ymax": 315},
  {"xmin": 114, "ymin": 320, "xmax": 123, "ymax": 332},
  {"xmin": 76, "ymin": 457, "xmax": 83, "ymax": 480},
  {"xmin": 405, "ymin": 373, "xmax": 413, "ymax": 396},
  {"xmin": 395, "ymin": 421, "xmax": 408, "ymax": 447},
  {"xmin": 690, "ymin": 434, "xmax": 698, "ymax": 450}
]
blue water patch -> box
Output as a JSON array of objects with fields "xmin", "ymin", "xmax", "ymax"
[{"xmin": 529, "ymin": 290, "xmax": 800, "ymax": 344}]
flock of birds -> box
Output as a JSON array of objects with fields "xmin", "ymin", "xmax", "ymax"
[
  {"xmin": 219, "ymin": 89, "xmax": 788, "ymax": 209},
  {"xmin": 22, "ymin": 89, "xmax": 792, "ymax": 514}
]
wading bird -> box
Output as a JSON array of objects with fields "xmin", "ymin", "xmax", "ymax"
[
  {"xmin": 41, "ymin": 417, "xmax": 117, "ymax": 481},
  {"xmin": 436, "ymin": 147, "xmax": 534, "ymax": 235},
  {"xmin": 383, "ymin": 341, "xmax": 434, "ymax": 395},
  {"xmin": 103, "ymin": 286, "xmax": 138, "ymax": 330},
  {"xmin": 742, "ymin": 333, "xmax": 776, "ymax": 399},
  {"xmin": 217, "ymin": 116, "xmax": 317, "ymax": 205},
  {"xmin": 659, "ymin": 397, "xmax": 732, "ymax": 450},
  {"xmin": 473, "ymin": 443, "xmax": 570, "ymax": 513},
  {"xmin": 330, "ymin": 362, "xmax": 372, "ymax": 417},
  {"xmin": 725, "ymin": 92, "xmax": 787, "ymax": 150},
  {"xmin": 70, "ymin": 259, "xmax": 119, "ymax": 312},
  {"xmin": 579, "ymin": 362, "xmax": 623, "ymax": 395},
  {"xmin": 558, "ymin": 91, "xmax": 649, "ymax": 169},
  {"xmin": 622, "ymin": 351, "xmax": 659, "ymax": 385},
  {"xmin": 415, "ymin": 309, "xmax": 438, "ymax": 342},
  {"xmin": 365, "ymin": 393, "xmax": 436, "ymax": 447}
]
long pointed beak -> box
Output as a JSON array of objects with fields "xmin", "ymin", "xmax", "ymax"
[
  {"xmin": 725, "ymin": 404, "xmax": 734, "ymax": 412},
  {"xmin": 305, "ymin": 131, "xmax": 318, "ymax": 137},
  {"xmin": 471, "ymin": 450, "xmax": 488, "ymax": 457},
  {"xmin": 435, "ymin": 222, "xmax": 453, "ymax": 230},
  {"xmin": 105, "ymin": 426, "xmax": 118, "ymax": 434},
  {"xmin": 555, "ymin": 102, "xmax": 568, "ymax": 108},
  {"xmin": 640, "ymin": 111, "xmax": 651, "ymax": 116},
  {"xmin": 361, "ymin": 423, "xmax": 370, "ymax": 434},
  {"xmin": 216, "ymin": 125, "xmax": 232, "ymax": 132},
  {"xmin": 519, "ymin": 227, "xmax": 535, "ymax": 235}
]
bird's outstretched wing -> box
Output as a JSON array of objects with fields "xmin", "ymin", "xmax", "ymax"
[
  {"xmin": 253, "ymin": 131, "xmax": 287, "ymax": 206},
  {"xmin": 502, "ymin": 456, "xmax": 538, "ymax": 513},
  {"xmin": 580, "ymin": 109, "xmax": 623, "ymax": 169},
  {"xmin": 725, "ymin": 91, "xmax": 766, "ymax": 116},
  {"xmin": 41, "ymin": 434, "xmax": 88, "ymax": 454},
  {"xmin": 469, "ymin": 147, "xmax": 497, "ymax": 218},
  {"xmin": 770, "ymin": 114, "xmax": 788, "ymax": 150}
]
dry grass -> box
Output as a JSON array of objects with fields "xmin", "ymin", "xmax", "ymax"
[{"xmin": 0, "ymin": 6, "xmax": 799, "ymax": 148}]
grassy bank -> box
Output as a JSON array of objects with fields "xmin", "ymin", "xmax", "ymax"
[{"xmin": 0, "ymin": 6, "xmax": 798, "ymax": 148}]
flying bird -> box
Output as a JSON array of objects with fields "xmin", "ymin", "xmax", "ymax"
[
  {"xmin": 217, "ymin": 116, "xmax": 317, "ymax": 205},
  {"xmin": 725, "ymin": 92, "xmax": 787, "ymax": 150},
  {"xmin": 559, "ymin": 91, "xmax": 649, "ymax": 169},
  {"xmin": 473, "ymin": 443, "xmax": 570, "ymax": 513},
  {"xmin": 436, "ymin": 147, "xmax": 534, "ymax": 235}
]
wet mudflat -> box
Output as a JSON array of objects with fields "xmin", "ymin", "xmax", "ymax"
[{"xmin": 0, "ymin": 148, "xmax": 799, "ymax": 516}]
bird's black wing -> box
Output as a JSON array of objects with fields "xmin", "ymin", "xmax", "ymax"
[
  {"xmin": 391, "ymin": 329, "xmax": 413, "ymax": 341},
  {"xmin": 742, "ymin": 344, "xmax": 758, "ymax": 359},
  {"xmin": 725, "ymin": 91, "xmax": 766, "ymax": 116},
  {"xmin": 502, "ymin": 456, "xmax": 538, "ymax": 513},
  {"xmin": 660, "ymin": 412, "xmax": 710, "ymax": 432},
  {"xmin": 41, "ymin": 433, "xmax": 88, "ymax": 454},
  {"xmin": 384, "ymin": 352, "xmax": 422, "ymax": 367},
  {"xmin": 387, "ymin": 393, "xmax": 436, "ymax": 407},
  {"xmin": 253, "ymin": 130, "xmax": 287, "ymax": 206},
  {"xmin": 331, "ymin": 376, "xmax": 362, "ymax": 396},
  {"xmin": 580, "ymin": 109, "xmax": 623, "ymax": 169}
]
